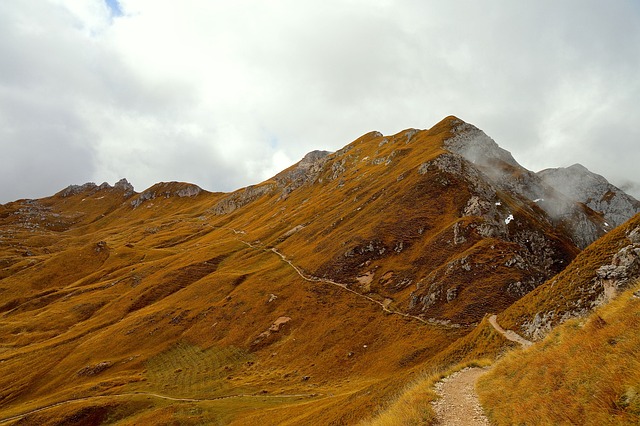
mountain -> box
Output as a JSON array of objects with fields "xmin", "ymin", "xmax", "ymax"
[
  {"xmin": 537, "ymin": 163, "xmax": 640, "ymax": 229},
  {"xmin": 498, "ymin": 212, "xmax": 640, "ymax": 340},
  {"xmin": 442, "ymin": 121, "xmax": 620, "ymax": 248},
  {"xmin": 0, "ymin": 116, "xmax": 638, "ymax": 425}
]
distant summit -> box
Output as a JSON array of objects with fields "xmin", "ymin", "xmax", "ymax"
[
  {"xmin": 58, "ymin": 178, "xmax": 135, "ymax": 198},
  {"xmin": 537, "ymin": 164, "xmax": 640, "ymax": 229},
  {"xmin": 444, "ymin": 120, "xmax": 609, "ymax": 248}
]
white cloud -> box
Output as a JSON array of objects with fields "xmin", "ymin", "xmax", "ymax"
[{"xmin": 0, "ymin": 0, "xmax": 638, "ymax": 202}]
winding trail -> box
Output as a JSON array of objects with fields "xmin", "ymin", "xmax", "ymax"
[
  {"xmin": 237, "ymin": 236, "xmax": 463, "ymax": 329},
  {"xmin": 0, "ymin": 391, "xmax": 317, "ymax": 424},
  {"xmin": 431, "ymin": 317, "xmax": 533, "ymax": 425},
  {"xmin": 488, "ymin": 314, "xmax": 533, "ymax": 348},
  {"xmin": 432, "ymin": 367, "xmax": 491, "ymax": 426}
]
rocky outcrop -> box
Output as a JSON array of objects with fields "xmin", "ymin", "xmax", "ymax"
[
  {"xmin": 537, "ymin": 164, "xmax": 640, "ymax": 228},
  {"xmin": 275, "ymin": 150, "xmax": 331, "ymax": 199},
  {"xmin": 443, "ymin": 120, "xmax": 520, "ymax": 169},
  {"xmin": 518, "ymin": 222, "xmax": 640, "ymax": 340},
  {"xmin": 59, "ymin": 182, "xmax": 99, "ymax": 197},
  {"xmin": 443, "ymin": 121, "xmax": 606, "ymax": 248},
  {"xmin": 595, "ymin": 226, "xmax": 640, "ymax": 302},
  {"xmin": 59, "ymin": 178, "xmax": 135, "ymax": 198},
  {"xmin": 210, "ymin": 183, "xmax": 275, "ymax": 215},
  {"xmin": 212, "ymin": 150, "xmax": 332, "ymax": 214},
  {"xmin": 399, "ymin": 147, "xmax": 580, "ymax": 322},
  {"xmin": 130, "ymin": 182, "xmax": 203, "ymax": 208},
  {"xmin": 113, "ymin": 178, "xmax": 135, "ymax": 196}
]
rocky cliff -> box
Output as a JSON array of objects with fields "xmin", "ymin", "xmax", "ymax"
[
  {"xmin": 443, "ymin": 120, "xmax": 611, "ymax": 248},
  {"xmin": 537, "ymin": 164, "xmax": 640, "ymax": 229}
]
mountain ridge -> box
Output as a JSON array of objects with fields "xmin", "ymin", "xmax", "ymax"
[{"xmin": 0, "ymin": 115, "xmax": 638, "ymax": 424}]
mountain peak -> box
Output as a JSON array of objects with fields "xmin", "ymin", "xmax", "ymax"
[
  {"xmin": 57, "ymin": 178, "xmax": 135, "ymax": 198},
  {"xmin": 444, "ymin": 121, "xmax": 520, "ymax": 169},
  {"xmin": 537, "ymin": 165, "xmax": 640, "ymax": 228},
  {"xmin": 298, "ymin": 150, "xmax": 332, "ymax": 169},
  {"xmin": 2, "ymin": 116, "xmax": 640, "ymax": 424},
  {"xmin": 130, "ymin": 181, "xmax": 204, "ymax": 208},
  {"xmin": 566, "ymin": 163, "xmax": 590, "ymax": 172}
]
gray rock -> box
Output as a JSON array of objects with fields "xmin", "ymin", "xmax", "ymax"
[
  {"xmin": 627, "ymin": 226, "xmax": 640, "ymax": 244},
  {"xmin": 443, "ymin": 122, "xmax": 607, "ymax": 248},
  {"xmin": 276, "ymin": 150, "xmax": 331, "ymax": 198},
  {"xmin": 59, "ymin": 179, "xmax": 135, "ymax": 198},
  {"xmin": 59, "ymin": 182, "xmax": 98, "ymax": 197},
  {"xmin": 210, "ymin": 184, "xmax": 275, "ymax": 215},
  {"xmin": 131, "ymin": 182, "xmax": 203, "ymax": 208},
  {"xmin": 114, "ymin": 178, "xmax": 135, "ymax": 196},
  {"xmin": 538, "ymin": 164, "xmax": 640, "ymax": 229},
  {"xmin": 595, "ymin": 243, "xmax": 640, "ymax": 303},
  {"xmin": 443, "ymin": 121, "xmax": 520, "ymax": 168},
  {"xmin": 212, "ymin": 150, "xmax": 332, "ymax": 214}
]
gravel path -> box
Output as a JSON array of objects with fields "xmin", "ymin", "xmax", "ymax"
[
  {"xmin": 432, "ymin": 367, "xmax": 491, "ymax": 426},
  {"xmin": 488, "ymin": 314, "xmax": 533, "ymax": 348}
]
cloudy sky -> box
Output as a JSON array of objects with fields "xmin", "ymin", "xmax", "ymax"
[{"xmin": 1, "ymin": 0, "xmax": 639, "ymax": 203}]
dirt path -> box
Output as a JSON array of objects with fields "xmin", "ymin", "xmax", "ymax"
[
  {"xmin": 488, "ymin": 315, "xmax": 532, "ymax": 348},
  {"xmin": 233, "ymin": 234, "xmax": 466, "ymax": 329},
  {"xmin": 432, "ymin": 367, "xmax": 491, "ymax": 426},
  {"xmin": 200, "ymin": 224, "xmax": 465, "ymax": 329}
]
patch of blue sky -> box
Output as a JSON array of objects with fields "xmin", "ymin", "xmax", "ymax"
[{"xmin": 105, "ymin": 0, "xmax": 123, "ymax": 17}]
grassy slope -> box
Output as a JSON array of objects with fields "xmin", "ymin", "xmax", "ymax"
[
  {"xmin": 498, "ymin": 213, "xmax": 640, "ymax": 336},
  {"xmin": 478, "ymin": 281, "xmax": 640, "ymax": 425},
  {"xmin": 0, "ymin": 116, "xmax": 600, "ymax": 424},
  {"xmin": 216, "ymin": 116, "xmax": 578, "ymax": 325},
  {"xmin": 0, "ymin": 172, "xmax": 462, "ymax": 423}
]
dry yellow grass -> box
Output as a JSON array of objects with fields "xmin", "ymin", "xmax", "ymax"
[
  {"xmin": 477, "ymin": 281, "xmax": 640, "ymax": 425},
  {"xmin": 498, "ymin": 213, "xmax": 640, "ymax": 334},
  {"xmin": 0, "ymin": 116, "xmax": 615, "ymax": 424},
  {"xmin": 360, "ymin": 359, "xmax": 492, "ymax": 426},
  {"xmin": 0, "ymin": 182, "xmax": 460, "ymax": 424}
]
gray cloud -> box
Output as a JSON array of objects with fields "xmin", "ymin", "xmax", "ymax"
[{"xmin": 0, "ymin": 0, "xmax": 638, "ymax": 203}]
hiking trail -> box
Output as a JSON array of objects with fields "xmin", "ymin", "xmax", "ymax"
[
  {"xmin": 432, "ymin": 367, "xmax": 491, "ymax": 426},
  {"xmin": 488, "ymin": 314, "xmax": 533, "ymax": 347}
]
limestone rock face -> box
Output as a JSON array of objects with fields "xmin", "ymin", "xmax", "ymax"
[
  {"xmin": 443, "ymin": 120, "xmax": 520, "ymax": 169},
  {"xmin": 515, "ymin": 220, "xmax": 640, "ymax": 340},
  {"xmin": 131, "ymin": 182, "xmax": 203, "ymax": 208},
  {"xmin": 114, "ymin": 178, "xmax": 135, "ymax": 196},
  {"xmin": 537, "ymin": 164, "xmax": 640, "ymax": 228},
  {"xmin": 59, "ymin": 178, "xmax": 136, "ymax": 198},
  {"xmin": 59, "ymin": 182, "xmax": 99, "ymax": 197},
  {"xmin": 595, "ymin": 226, "xmax": 640, "ymax": 302},
  {"xmin": 210, "ymin": 183, "xmax": 274, "ymax": 215},
  {"xmin": 443, "ymin": 121, "xmax": 607, "ymax": 248},
  {"xmin": 275, "ymin": 150, "xmax": 332, "ymax": 198},
  {"xmin": 211, "ymin": 150, "xmax": 332, "ymax": 214}
]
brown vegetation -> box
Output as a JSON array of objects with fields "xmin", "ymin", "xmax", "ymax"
[
  {"xmin": 478, "ymin": 281, "xmax": 640, "ymax": 425},
  {"xmin": 0, "ymin": 116, "xmax": 635, "ymax": 424}
]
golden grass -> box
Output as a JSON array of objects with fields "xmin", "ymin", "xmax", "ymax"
[
  {"xmin": 359, "ymin": 358, "xmax": 492, "ymax": 426},
  {"xmin": 430, "ymin": 315, "xmax": 518, "ymax": 366},
  {"xmin": 498, "ymin": 213, "xmax": 640, "ymax": 333},
  {"xmin": 0, "ymin": 115, "xmax": 608, "ymax": 424},
  {"xmin": 478, "ymin": 281, "xmax": 640, "ymax": 425},
  {"xmin": 145, "ymin": 341, "xmax": 253, "ymax": 398}
]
